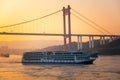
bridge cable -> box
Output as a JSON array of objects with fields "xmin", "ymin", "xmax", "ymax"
[
  {"xmin": 0, "ymin": 10, "xmax": 62, "ymax": 28},
  {"xmin": 72, "ymin": 9, "xmax": 112, "ymax": 35},
  {"xmin": 72, "ymin": 13, "xmax": 105, "ymax": 34}
]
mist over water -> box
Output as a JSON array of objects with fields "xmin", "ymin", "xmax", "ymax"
[{"xmin": 0, "ymin": 55, "xmax": 120, "ymax": 80}]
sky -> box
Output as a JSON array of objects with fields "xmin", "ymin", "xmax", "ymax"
[{"xmin": 0, "ymin": 0, "xmax": 120, "ymax": 41}]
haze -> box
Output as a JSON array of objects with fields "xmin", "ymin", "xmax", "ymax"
[{"xmin": 0, "ymin": 0, "xmax": 120, "ymax": 48}]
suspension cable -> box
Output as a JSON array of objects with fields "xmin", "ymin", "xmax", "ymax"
[
  {"xmin": 72, "ymin": 13, "xmax": 105, "ymax": 34},
  {"xmin": 72, "ymin": 8, "xmax": 112, "ymax": 34},
  {"xmin": 0, "ymin": 10, "xmax": 62, "ymax": 28}
]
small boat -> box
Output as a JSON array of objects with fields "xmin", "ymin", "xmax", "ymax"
[{"xmin": 22, "ymin": 50, "xmax": 98, "ymax": 64}]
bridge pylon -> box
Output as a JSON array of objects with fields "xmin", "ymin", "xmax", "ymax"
[{"xmin": 63, "ymin": 5, "xmax": 71, "ymax": 51}]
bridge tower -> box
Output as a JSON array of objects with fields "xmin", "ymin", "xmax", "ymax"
[{"xmin": 63, "ymin": 5, "xmax": 71, "ymax": 51}]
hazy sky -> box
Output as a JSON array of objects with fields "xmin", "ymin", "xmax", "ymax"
[{"xmin": 0, "ymin": 0, "xmax": 120, "ymax": 41}]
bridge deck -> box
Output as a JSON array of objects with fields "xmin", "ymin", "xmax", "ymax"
[{"xmin": 0, "ymin": 32, "xmax": 120, "ymax": 37}]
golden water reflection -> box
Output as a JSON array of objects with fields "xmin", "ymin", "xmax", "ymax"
[{"xmin": 0, "ymin": 55, "xmax": 120, "ymax": 80}]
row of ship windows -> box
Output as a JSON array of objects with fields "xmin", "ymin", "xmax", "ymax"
[
  {"xmin": 54, "ymin": 59, "xmax": 74, "ymax": 60},
  {"xmin": 23, "ymin": 56, "xmax": 43, "ymax": 58},
  {"xmin": 25, "ymin": 54, "xmax": 87, "ymax": 56},
  {"xmin": 24, "ymin": 57, "xmax": 88, "ymax": 60},
  {"xmin": 24, "ymin": 54, "xmax": 44, "ymax": 56},
  {"xmin": 24, "ymin": 57, "xmax": 86, "ymax": 60},
  {"xmin": 24, "ymin": 53, "xmax": 86, "ymax": 56},
  {"xmin": 25, "ymin": 59, "xmax": 75, "ymax": 60},
  {"xmin": 24, "ymin": 57, "xmax": 75, "ymax": 59},
  {"xmin": 24, "ymin": 55, "xmax": 76, "ymax": 57},
  {"xmin": 24, "ymin": 56, "xmax": 88, "ymax": 59},
  {"xmin": 24, "ymin": 54, "xmax": 87, "ymax": 56},
  {"xmin": 24, "ymin": 55, "xmax": 75, "ymax": 57},
  {"xmin": 24, "ymin": 53, "xmax": 74, "ymax": 56}
]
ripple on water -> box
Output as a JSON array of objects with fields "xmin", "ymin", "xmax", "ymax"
[{"xmin": 0, "ymin": 55, "xmax": 120, "ymax": 80}]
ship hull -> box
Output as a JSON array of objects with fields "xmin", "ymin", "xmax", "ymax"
[
  {"xmin": 22, "ymin": 61, "xmax": 94, "ymax": 64},
  {"xmin": 22, "ymin": 59, "xmax": 95, "ymax": 64},
  {"xmin": 22, "ymin": 51, "xmax": 98, "ymax": 64}
]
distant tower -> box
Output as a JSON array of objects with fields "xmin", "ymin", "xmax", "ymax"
[{"xmin": 63, "ymin": 5, "xmax": 71, "ymax": 51}]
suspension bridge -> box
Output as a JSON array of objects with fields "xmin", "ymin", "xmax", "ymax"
[{"xmin": 0, "ymin": 5, "xmax": 120, "ymax": 51}]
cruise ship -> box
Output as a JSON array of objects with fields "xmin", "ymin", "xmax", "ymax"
[{"xmin": 22, "ymin": 51, "xmax": 98, "ymax": 64}]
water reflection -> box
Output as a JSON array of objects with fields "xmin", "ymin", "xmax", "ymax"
[{"xmin": 0, "ymin": 55, "xmax": 120, "ymax": 80}]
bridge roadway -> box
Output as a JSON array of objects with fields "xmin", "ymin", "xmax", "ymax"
[{"xmin": 0, "ymin": 32, "xmax": 120, "ymax": 37}]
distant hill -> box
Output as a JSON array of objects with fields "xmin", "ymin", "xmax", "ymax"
[
  {"xmin": 96, "ymin": 38, "xmax": 120, "ymax": 55},
  {"xmin": 36, "ymin": 38, "xmax": 120, "ymax": 55},
  {"xmin": 37, "ymin": 39, "xmax": 109, "ymax": 51},
  {"xmin": 106, "ymin": 38, "xmax": 120, "ymax": 48}
]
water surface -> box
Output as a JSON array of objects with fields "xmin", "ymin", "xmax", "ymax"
[{"xmin": 0, "ymin": 55, "xmax": 120, "ymax": 80}]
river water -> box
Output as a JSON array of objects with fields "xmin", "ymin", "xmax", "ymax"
[{"xmin": 0, "ymin": 55, "xmax": 120, "ymax": 80}]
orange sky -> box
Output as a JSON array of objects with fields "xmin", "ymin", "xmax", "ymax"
[{"xmin": 0, "ymin": 0, "xmax": 120, "ymax": 41}]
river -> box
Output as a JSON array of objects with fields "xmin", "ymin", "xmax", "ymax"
[{"xmin": 0, "ymin": 55, "xmax": 120, "ymax": 80}]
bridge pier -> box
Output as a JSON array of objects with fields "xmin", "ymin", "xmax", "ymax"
[
  {"xmin": 109, "ymin": 36, "xmax": 113, "ymax": 42},
  {"xmin": 103, "ymin": 36, "xmax": 105, "ymax": 45},
  {"xmin": 77, "ymin": 36, "xmax": 82, "ymax": 50},
  {"xmin": 100, "ymin": 36, "xmax": 103, "ymax": 45},
  {"xmin": 89, "ymin": 36, "xmax": 92, "ymax": 48},
  {"xmin": 77, "ymin": 36, "xmax": 80, "ymax": 50},
  {"xmin": 89, "ymin": 36, "xmax": 94, "ymax": 48},
  {"xmin": 80, "ymin": 36, "xmax": 83, "ymax": 50},
  {"xmin": 91, "ymin": 36, "xmax": 94, "ymax": 48},
  {"xmin": 100, "ymin": 36, "xmax": 105, "ymax": 45}
]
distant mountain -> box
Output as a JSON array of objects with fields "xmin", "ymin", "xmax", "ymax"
[
  {"xmin": 97, "ymin": 38, "xmax": 120, "ymax": 55},
  {"xmin": 107, "ymin": 38, "xmax": 120, "ymax": 48},
  {"xmin": 36, "ymin": 38, "xmax": 120, "ymax": 55},
  {"xmin": 37, "ymin": 39, "xmax": 109, "ymax": 51}
]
